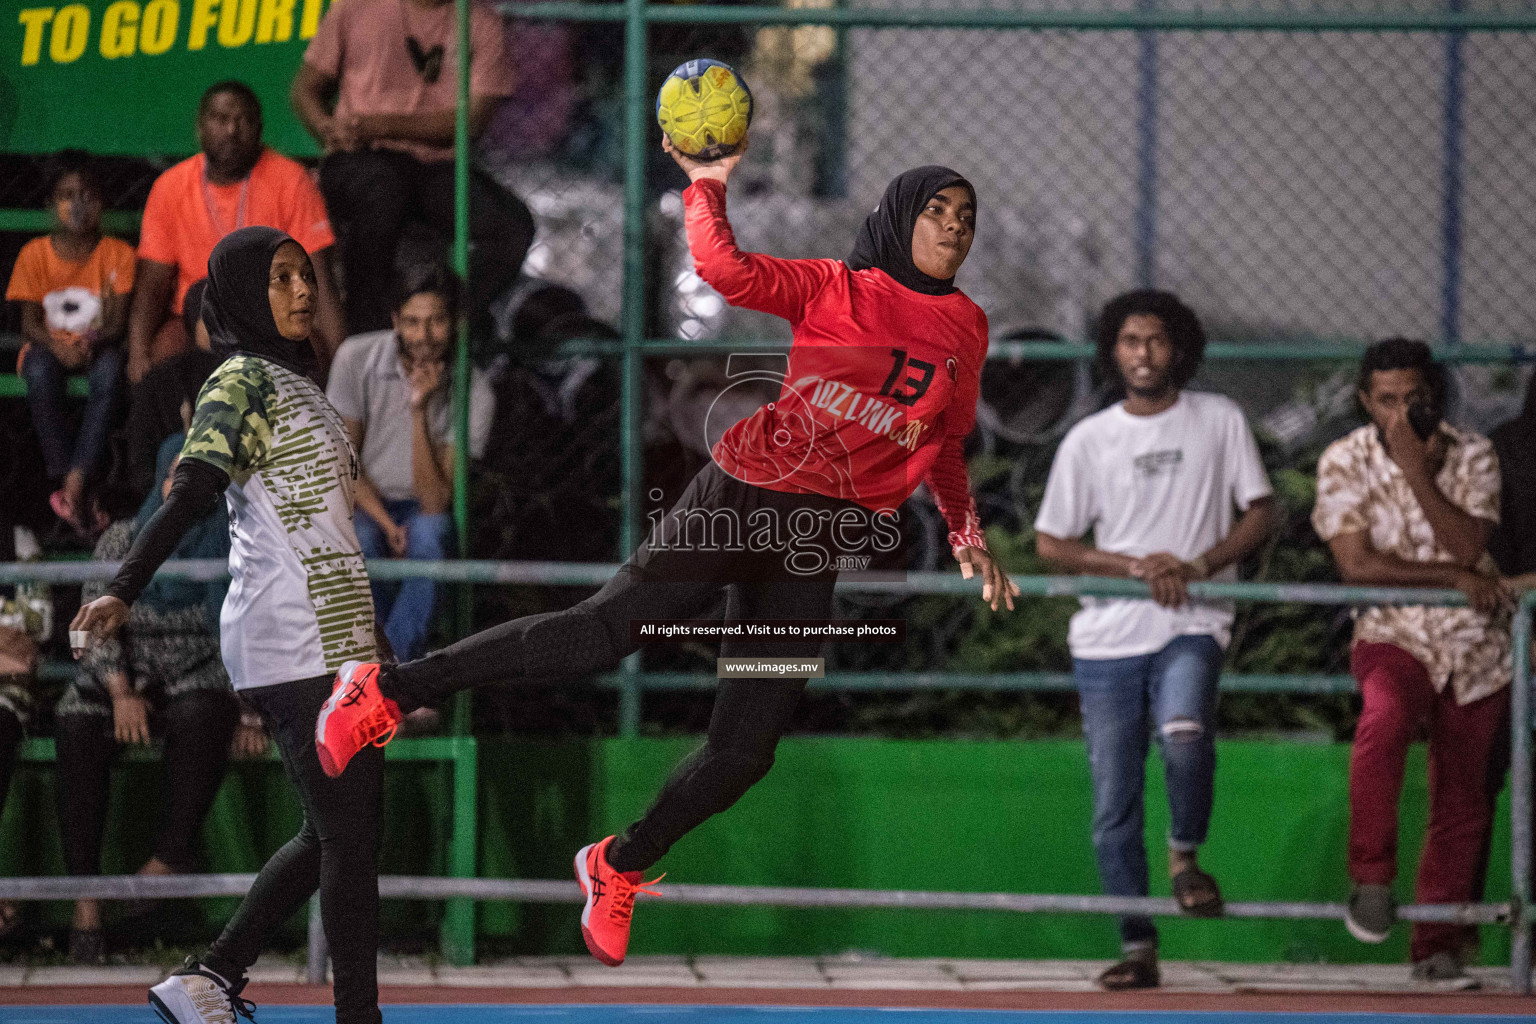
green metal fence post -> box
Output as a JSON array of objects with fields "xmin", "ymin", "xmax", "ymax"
[
  {"xmin": 452, "ymin": 0, "xmax": 472, "ymax": 549},
  {"xmin": 451, "ymin": 0, "xmax": 474, "ymax": 738},
  {"xmin": 438, "ymin": 0, "xmax": 476, "ymax": 961},
  {"xmin": 1512, "ymin": 596, "xmax": 1532, "ymax": 993},
  {"xmin": 616, "ymin": 0, "xmax": 650, "ymax": 739},
  {"xmin": 620, "ymin": 0, "xmax": 647, "ymax": 560},
  {"xmin": 439, "ymin": 736, "xmax": 479, "ymax": 966}
]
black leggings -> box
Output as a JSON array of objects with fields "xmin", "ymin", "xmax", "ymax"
[
  {"xmin": 384, "ymin": 464, "xmax": 853, "ymax": 872},
  {"xmin": 55, "ymin": 689, "xmax": 238, "ymax": 876},
  {"xmin": 203, "ymin": 676, "xmax": 384, "ymax": 1024}
]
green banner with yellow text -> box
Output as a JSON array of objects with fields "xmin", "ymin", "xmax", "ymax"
[{"xmin": 2, "ymin": 0, "xmax": 331, "ymax": 157}]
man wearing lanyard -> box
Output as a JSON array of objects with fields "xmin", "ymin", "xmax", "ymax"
[{"xmin": 125, "ymin": 81, "xmax": 345, "ymax": 386}]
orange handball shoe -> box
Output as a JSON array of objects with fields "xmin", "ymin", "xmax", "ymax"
[
  {"xmin": 575, "ymin": 836, "xmax": 664, "ymax": 966},
  {"xmin": 316, "ymin": 661, "xmax": 402, "ymax": 778}
]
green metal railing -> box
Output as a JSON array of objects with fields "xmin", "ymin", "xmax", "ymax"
[
  {"xmin": 14, "ymin": 734, "xmax": 480, "ymax": 967},
  {"xmin": 0, "ymin": 210, "xmax": 139, "ymax": 235},
  {"xmin": 0, "ymin": 339, "xmax": 1530, "ymax": 401},
  {"xmin": 8, "ymin": 558, "xmax": 1531, "ymax": 988}
]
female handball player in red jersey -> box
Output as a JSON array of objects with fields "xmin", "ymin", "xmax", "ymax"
[{"xmin": 316, "ymin": 136, "xmax": 1021, "ymax": 966}]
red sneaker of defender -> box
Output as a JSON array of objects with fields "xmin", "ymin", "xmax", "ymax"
[
  {"xmin": 316, "ymin": 661, "xmax": 402, "ymax": 778},
  {"xmin": 575, "ymin": 836, "xmax": 664, "ymax": 966}
]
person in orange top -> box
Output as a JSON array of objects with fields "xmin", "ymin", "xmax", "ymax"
[
  {"xmin": 8, "ymin": 150, "xmax": 136, "ymax": 535},
  {"xmin": 124, "ymin": 81, "xmax": 345, "ymax": 385}
]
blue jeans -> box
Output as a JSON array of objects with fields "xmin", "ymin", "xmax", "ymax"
[
  {"xmin": 354, "ymin": 500, "xmax": 452, "ymax": 663},
  {"xmin": 1075, "ymin": 634, "xmax": 1224, "ymax": 948},
  {"xmin": 22, "ymin": 344, "xmax": 124, "ymax": 482}
]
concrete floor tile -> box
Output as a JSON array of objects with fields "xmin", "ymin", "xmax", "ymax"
[
  {"xmin": 959, "ymin": 979, "xmax": 1100, "ymax": 991},
  {"xmin": 1158, "ymin": 963, "xmax": 1231, "ymax": 990},
  {"xmin": 376, "ymin": 968, "xmax": 439, "ymax": 987},
  {"xmin": 824, "ymin": 976, "xmax": 967, "ymax": 991},
  {"xmin": 27, "ymin": 965, "xmax": 163, "ymax": 986},
  {"xmin": 437, "ymin": 966, "xmax": 577, "ymax": 988},
  {"xmin": 562, "ymin": 963, "xmax": 703, "ymax": 987},
  {"xmin": 692, "ymin": 958, "xmax": 826, "ymax": 983},
  {"xmin": 950, "ymin": 959, "xmax": 1097, "ymax": 981}
]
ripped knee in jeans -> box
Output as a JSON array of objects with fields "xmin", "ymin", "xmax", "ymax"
[{"xmin": 1160, "ymin": 718, "xmax": 1204, "ymax": 743}]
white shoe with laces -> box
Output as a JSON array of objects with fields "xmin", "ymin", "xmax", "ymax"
[{"xmin": 150, "ymin": 958, "xmax": 256, "ymax": 1024}]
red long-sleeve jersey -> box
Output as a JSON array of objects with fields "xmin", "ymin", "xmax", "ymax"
[{"xmin": 688, "ymin": 178, "xmax": 988, "ymax": 554}]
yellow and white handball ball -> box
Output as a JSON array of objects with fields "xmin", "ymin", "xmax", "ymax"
[{"xmin": 656, "ymin": 58, "xmax": 753, "ymax": 162}]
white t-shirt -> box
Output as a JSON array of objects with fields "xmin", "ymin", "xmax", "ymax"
[
  {"xmin": 1034, "ymin": 391, "xmax": 1272, "ymax": 660},
  {"xmin": 327, "ymin": 330, "xmax": 497, "ymax": 503},
  {"xmin": 182, "ymin": 355, "xmax": 377, "ymax": 690}
]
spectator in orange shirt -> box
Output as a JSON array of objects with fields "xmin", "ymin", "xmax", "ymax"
[
  {"xmin": 7, "ymin": 151, "xmax": 135, "ymax": 535},
  {"xmin": 291, "ymin": 0, "xmax": 534, "ymax": 340},
  {"xmin": 124, "ymin": 81, "xmax": 345, "ymax": 386}
]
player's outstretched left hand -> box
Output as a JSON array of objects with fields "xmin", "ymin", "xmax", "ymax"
[
  {"xmin": 957, "ymin": 546, "xmax": 1019, "ymax": 612},
  {"xmin": 69, "ymin": 595, "xmax": 130, "ymax": 657}
]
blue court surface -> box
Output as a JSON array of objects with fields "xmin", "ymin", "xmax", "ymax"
[{"xmin": 1, "ymin": 1007, "xmax": 1533, "ymax": 1024}]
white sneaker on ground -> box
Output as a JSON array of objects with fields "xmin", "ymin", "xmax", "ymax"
[{"xmin": 149, "ymin": 958, "xmax": 256, "ymax": 1024}]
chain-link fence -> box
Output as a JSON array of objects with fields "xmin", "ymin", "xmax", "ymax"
[{"xmin": 483, "ymin": 3, "xmax": 1536, "ymax": 452}]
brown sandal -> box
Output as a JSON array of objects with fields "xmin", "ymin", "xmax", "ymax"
[
  {"xmin": 1097, "ymin": 957, "xmax": 1160, "ymax": 990},
  {"xmin": 1172, "ymin": 865, "xmax": 1224, "ymax": 917}
]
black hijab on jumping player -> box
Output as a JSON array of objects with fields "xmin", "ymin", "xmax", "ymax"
[
  {"xmin": 201, "ymin": 225, "xmax": 316, "ymax": 377},
  {"xmin": 846, "ymin": 165, "xmax": 975, "ymax": 296}
]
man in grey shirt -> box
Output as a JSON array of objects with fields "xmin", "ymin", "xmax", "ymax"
[{"xmin": 327, "ymin": 265, "xmax": 494, "ymax": 661}]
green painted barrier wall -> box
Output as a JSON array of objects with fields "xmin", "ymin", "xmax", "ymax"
[{"xmin": 0, "ymin": 737, "xmax": 1513, "ymax": 965}]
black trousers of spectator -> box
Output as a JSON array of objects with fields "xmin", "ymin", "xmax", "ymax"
[
  {"xmin": 202, "ymin": 675, "xmax": 384, "ymax": 1024},
  {"xmin": 320, "ymin": 149, "xmax": 536, "ymax": 338},
  {"xmin": 0, "ymin": 707, "xmax": 21, "ymax": 821},
  {"xmin": 124, "ymin": 348, "xmax": 223, "ymax": 499},
  {"xmin": 384, "ymin": 463, "xmax": 853, "ymax": 873},
  {"xmin": 55, "ymin": 689, "xmax": 238, "ymax": 877}
]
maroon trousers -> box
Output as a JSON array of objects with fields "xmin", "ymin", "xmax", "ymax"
[{"xmin": 1348, "ymin": 641, "xmax": 1509, "ymax": 962}]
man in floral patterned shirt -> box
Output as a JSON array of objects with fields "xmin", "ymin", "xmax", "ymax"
[{"xmin": 1312, "ymin": 338, "xmax": 1508, "ymax": 986}]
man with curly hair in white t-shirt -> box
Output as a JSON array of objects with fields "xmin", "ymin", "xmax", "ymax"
[{"xmin": 1035, "ymin": 290, "xmax": 1275, "ymax": 991}]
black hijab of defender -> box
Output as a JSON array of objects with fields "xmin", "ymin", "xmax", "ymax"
[
  {"xmin": 201, "ymin": 225, "xmax": 317, "ymax": 377},
  {"xmin": 846, "ymin": 165, "xmax": 976, "ymax": 296}
]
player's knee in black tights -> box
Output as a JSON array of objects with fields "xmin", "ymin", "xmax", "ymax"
[
  {"xmin": 697, "ymin": 743, "xmax": 777, "ymax": 807},
  {"xmin": 516, "ymin": 607, "xmax": 628, "ymax": 678}
]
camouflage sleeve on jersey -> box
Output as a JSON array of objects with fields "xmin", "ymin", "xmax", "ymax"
[{"xmin": 181, "ymin": 357, "xmax": 277, "ymax": 479}]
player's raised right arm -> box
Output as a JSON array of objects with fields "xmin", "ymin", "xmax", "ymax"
[{"xmin": 667, "ymin": 137, "xmax": 837, "ymax": 324}]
